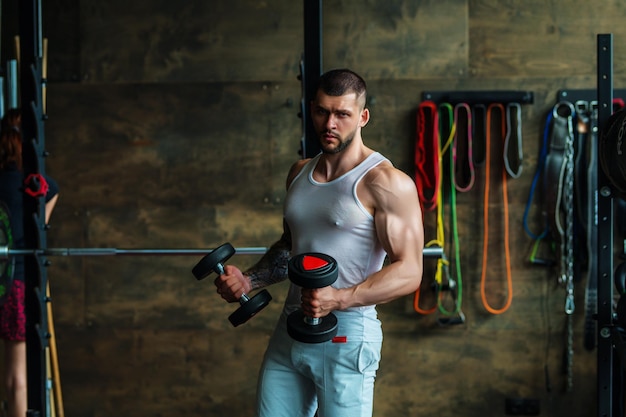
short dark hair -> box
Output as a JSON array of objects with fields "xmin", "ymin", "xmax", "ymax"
[{"xmin": 317, "ymin": 69, "xmax": 367, "ymax": 105}]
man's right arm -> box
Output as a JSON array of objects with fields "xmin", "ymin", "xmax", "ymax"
[{"xmin": 244, "ymin": 220, "xmax": 292, "ymax": 290}]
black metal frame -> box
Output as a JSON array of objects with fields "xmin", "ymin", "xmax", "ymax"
[
  {"xmin": 300, "ymin": 0, "xmax": 323, "ymax": 158},
  {"xmin": 421, "ymin": 90, "xmax": 534, "ymax": 105},
  {"xmin": 596, "ymin": 33, "xmax": 617, "ymax": 417}
]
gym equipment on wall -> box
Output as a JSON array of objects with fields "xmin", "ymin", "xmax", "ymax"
[{"xmin": 414, "ymin": 91, "xmax": 534, "ymax": 320}]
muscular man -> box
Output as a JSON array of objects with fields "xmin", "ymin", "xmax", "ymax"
[{"xmin": 215, "ymin": 68, "xmax": 424, "ymax": 417}]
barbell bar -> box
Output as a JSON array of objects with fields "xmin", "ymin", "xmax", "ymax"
[
  {"xmin": 0, "ymin": 205, "xmax": 445, "ymax": 316},
  {"xmin": 0, "ymin": 245, "xmax": 444, "ymax": 259},
  {"xmin": 0, "ymin": 239, "xmax": 444, "ymax": 321}
]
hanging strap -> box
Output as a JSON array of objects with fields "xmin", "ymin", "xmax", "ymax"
[
  {"xmin": 522, "ymin": 111, "xmax": 554, "ymax": 265},
  {"xmin": 415, "ymin": 100, "xmax": 440, "ymax": 212},
  {"xmin": 480, "ymin": 103, "xmax": 513, "ymax": 314},
  {"xmin": 504, "ymin": 103, "xmax": 524, "ymax": 178},
  {"xmin": 435, "ymin": 103, "xmax": 464, "ymax": 321},
  {"xmin": 472, "ymin": 104, "xmax": 487, "ymax": 166},
  {"xmin": 414, "ymin": 103, "xmax": 453, "ymax": 316},
  {"xmin": 413, "ymin": 101, "xmax": 445, "ymax": 315},
  {"xmin": 453, "ymin": 103, "xmax": 475, "ymax": 192},
  {"xmin": 430, "ymin": 103, "xmax": 454, "ymax": 315},
  {"xmin": 413, "ymin": 103, "xmax": 464, "ymax": 323},
  {"xmin": 443, "ymin": 104, "xmax": 465, "ymax": 323}
]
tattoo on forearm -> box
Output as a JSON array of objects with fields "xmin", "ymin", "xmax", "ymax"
[{"xmin": 245, "ymin": 232, "xmax": 291, "ymax": 290}]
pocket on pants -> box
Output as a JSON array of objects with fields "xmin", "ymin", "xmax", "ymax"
[
  {"xmin": 327, "ymin": 340, "xmax": 381, "ymax": 374},
  {"xmin": 357, "ymin": 341, "xmax": 382, "ymax": 374}
]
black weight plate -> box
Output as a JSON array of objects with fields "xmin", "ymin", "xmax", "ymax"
[
  {"xmin": 288, "ymin": 253, "xmax": 338, "ymax": 288},
  {"xmin": 0, "ymin": 203, "xmax": 14, "ymax": 307},
  {"xmin": 286, "ymin": 310, "xmax": 338, "ymax": 343},
  {"xmin": 192, "ymin": 242, "xmax": 236, "ymax": 280},
  {"xmin": 228, "ymin": 289, "xmax": 272, "ymax": 327}
]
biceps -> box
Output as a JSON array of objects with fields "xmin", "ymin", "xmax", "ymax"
[{"xmin": 376, "ymin": 209, "xmax": 423, "ymax": 263}]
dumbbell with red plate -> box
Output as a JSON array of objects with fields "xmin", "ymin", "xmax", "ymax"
[
  {"xmin": 287, "ymin": 252, "xmax": 339, "ymax": 343},
  {"xmin": 192, "ymin": 242, "xmax": 272, "ymax": 327}
]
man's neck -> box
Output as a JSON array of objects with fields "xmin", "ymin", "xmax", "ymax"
[{"xmin": 315, "ymin": 142, "xmax": 373, "ymax": 182}]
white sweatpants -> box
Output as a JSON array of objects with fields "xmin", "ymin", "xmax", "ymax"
[{"xmin": 256, "ymin": 309, "xmax": 383, "ymax": 417}]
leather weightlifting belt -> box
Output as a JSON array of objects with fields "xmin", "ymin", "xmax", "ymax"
[
  {"xmin": 415, "ymin": 101, "xmax": 440, "ymax": 212},
  {"xmin": 480, "ymin": 103, "xmax": 513, "ymax": 314}
]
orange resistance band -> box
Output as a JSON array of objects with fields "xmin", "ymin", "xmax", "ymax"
[{"xmin": 480, "ymin": 103, "xmax": 513, "ymax": 314}]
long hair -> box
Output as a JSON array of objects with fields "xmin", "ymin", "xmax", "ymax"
[{"xmin": 0, "ymin": 109, "xmax": 22, "ymax": 170}]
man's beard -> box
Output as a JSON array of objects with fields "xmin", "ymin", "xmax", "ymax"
[{"xmin": 320, "ymin": 130, "xmax": 355, "ymax": 154}]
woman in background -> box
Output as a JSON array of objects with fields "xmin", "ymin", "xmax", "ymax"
[{"xmin": 0, "ymin": 108, "xmax": 58, "ymax": 417}]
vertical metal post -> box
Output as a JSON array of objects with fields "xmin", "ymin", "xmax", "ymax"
[
  {"xmin": 596, "ymin": 33, "xmax": 614, "ymax": 417},
  {"xmin": 301, "ymin": 0, "xmax": 322, "ymax": 158},
  {"xmin": 19, "ymin": 0, "xmax": 48, "ymax": 415}
]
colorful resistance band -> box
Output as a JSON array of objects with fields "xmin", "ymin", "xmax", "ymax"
[
  {"xmin": 522, "ymin": 111, "xmax": 554, "ymax": 265},
  {"xmin": 443, "ymin": 104, "xmax": 464, "ymax": 318},
  {"xmin": 414, "ymin": 102, "xmax": 447, "ymax": 315},
  {"xmin": 480, "ymin": 103, "xmax": 513, "ymax": 314},
  {"xmin": 414, "ymin": 103, "xmax": 463, "ymax": 319},
  {"xmin": 453, "ymin": 103, "xmax": 475, "ymax": 192},
  {"xmin": 415, "ymin": 101, "xmax": 440, "ymax": 212}
]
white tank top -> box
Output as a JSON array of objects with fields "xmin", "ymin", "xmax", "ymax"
[{"xmin": 283, "ymin": 152, "xmax": 389, "ymax": 313}]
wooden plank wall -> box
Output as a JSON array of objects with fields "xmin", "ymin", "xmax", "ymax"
[{"xmin": 1, "ymin": 0, "xmax": 626, "ymax": 416}]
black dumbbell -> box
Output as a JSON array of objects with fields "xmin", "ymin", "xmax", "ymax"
[
  {"xmin": 192, "ymin": 242, "xmax": 272, "ymax": 327},
  {"xmin": 287, "ymin": 252, "xmax": 339, "ymax": 343}
]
